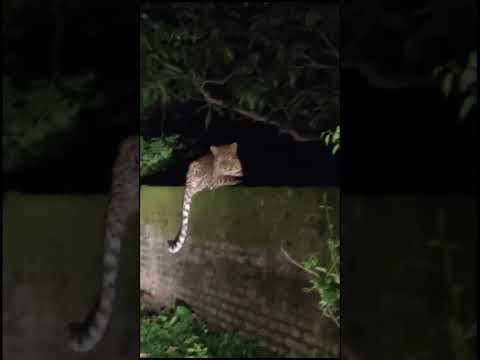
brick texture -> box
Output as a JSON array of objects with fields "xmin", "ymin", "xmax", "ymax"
[{"xmin": 140, "ymin": 186, "xmax": 340, "ymax": 357}]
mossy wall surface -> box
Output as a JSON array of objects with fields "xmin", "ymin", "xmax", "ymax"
[
  {"xmin": 140, "ymin": 185, "xmax": 340, "ymax": 358},
  {"xmin": 341, "ymin": 194, "xmax": 476, "ymax": 360},
  {"xmin": 140, "ymin": 185, "xmax": 476, "ymax": 359},
  {"xmin": 3, "ymin": 192, "xmax": 139, "ymax": 360}
]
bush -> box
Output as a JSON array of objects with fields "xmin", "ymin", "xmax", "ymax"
[
  {"xmin": 140, "ymin": 305, "xmax": 280, "ymax": 358},
  {"xmin": 140, "ymin": 135, "xmax": 184, "ymax": 177}
]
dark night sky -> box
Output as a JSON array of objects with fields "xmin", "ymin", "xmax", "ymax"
[{"xmin": 342, "ymin": 70, "xmax": 476, "ymax": 196}]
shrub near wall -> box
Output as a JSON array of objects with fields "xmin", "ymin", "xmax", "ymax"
[{"xmin": 140, "ymin": 186, "xmax": 340, "ymax": 358}]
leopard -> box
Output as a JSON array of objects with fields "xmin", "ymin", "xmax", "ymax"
[
  {"xmin": 168, "ymin": 142, "xmax": 243, "ymax": 253},
  {"xmin": 68, "ymin": 135, "xmax": 139, "ymax": 352}
]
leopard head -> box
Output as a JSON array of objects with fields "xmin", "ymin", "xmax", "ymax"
[{"xmin": 210, "ymin": 142, "xmax": 243, "ymax": 178}]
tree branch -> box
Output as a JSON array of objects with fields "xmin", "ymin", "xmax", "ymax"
[
  {"xmin": 199, "ymin": 73, "xmax": 235, "ymax": 91},
  {"xmin": 196, "ymin": 80, "xmax": 323, "ymax": 142},
  {"xmin": 280, "ymin": 244, "xmax": 318, "ymax": 278}
]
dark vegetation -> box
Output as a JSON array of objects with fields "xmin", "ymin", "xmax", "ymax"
[
  {"xmin": 3, "ymin": 1, "xmax": 138, "ymax": 193},
  {"xmin": 341, "ymin": 1, "xmax": 476, "ymax": 195},
  {"xmin": 341, "ymin": 2, "xmax": 476, "ymax": 360},
  {"xmin": 139, "ymin": 2, "xmax": 340, "ymax": 186},
  {"xmin": 140, "ymin": 305, "xmax": 279, "ymax": 358}
]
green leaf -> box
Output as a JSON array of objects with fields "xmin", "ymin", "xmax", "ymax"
[
  {"xmin": 314, "ymin": 266, "xmax": 327, "ymax": 273},
  {"xmin": 332, "ymin": 129, "xmax": 340, "ymax": 143},
  {"xmin": 458, "ymin": 95, "xmax": 476, "ymax": 120},
  {"xmin": 332, "ymin": 273, "xmax": 340, "ymax": 284},
  {"xmin": 459, "ymin": 68, "xmax": 476, "ymax": 93},
  {"xmin": 324, "ymin": 133, "xmax": 331, "ymax": 145},
  {"xmin": 166, "ymin": 315, "xmax": 178, "ymax": 327},
  {"xmin": 332, "ymin": 144, "xmax": 340, "ymax": 155},
  {"xmin": 175, "ymin": 305, "xmax": 192, "ymax": 319}
]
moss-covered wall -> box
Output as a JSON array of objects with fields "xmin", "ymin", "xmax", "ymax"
[
  {"xmin": 140, "ymin": 186, "xmax": 340, "ymax": 358},
  {"xmin": 341, "ymin": 194, "xmax": 476, "ymax": 360},
  {"xmin": 3, "ymin": 192, "xmax": 139, "ymax": 360}
]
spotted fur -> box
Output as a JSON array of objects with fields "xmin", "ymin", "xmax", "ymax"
[
  {"xmin": 68, "ymin": 135, "xmax": 139, "ymax": 352},
  {"xmin": 168, "ymin": 143, "xmax": 243, "ymax": 253}
]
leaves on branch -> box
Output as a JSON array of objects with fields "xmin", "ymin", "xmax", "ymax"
[
  {"xmin": 141, "ymin": 3, "xmax": 339, "ymax": 144},
  {"xmin": 433, "ymin": 50, "xmax": 477, "ymax": 121},
  {"xmin": 3, "ymin": 74, "xmax": 99, "ymax": 174}
]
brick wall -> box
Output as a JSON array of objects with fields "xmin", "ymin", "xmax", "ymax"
[
  {"xmin": 140, "ymin": 186, "xmax": 340, "ymax": 357},
  {"xmin": 3, "ymin": 193, "xmax": 139, "ymax": 360}
]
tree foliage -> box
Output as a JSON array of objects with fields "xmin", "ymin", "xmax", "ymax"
[
  {"xmin": 320, "ymin": 125, "xmax": 340, "ymax": 155},
  {"xmin": 280, "ymin": 194, "xmax": 339, "ymax": 327},
  {"xmin": 141, "ymin": 2, "xmax": 339, "ymax": 143},
  {"xmin": 141, "ymin": 305, "xmax": 278, "ymax": 358},
  {"xmin": 433, "ymin": 50, "xmax": 477, "ymax": 120},
  {"xmin": 3, "ymin": 75, "xmax": 102, "ymax": 175},
  {"xmin": 3, "ymin": 1, "xmax": 135, "ymax": 176},
  {"xmin": 140, "ymin": 135, "xmax": 185, "ymax": 177},
  {"xmin": 342, "ymin": 1, "xmax": 477, "ymax": 89}
]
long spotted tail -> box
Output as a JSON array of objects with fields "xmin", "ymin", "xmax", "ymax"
[
  {"xmin": 167, "ymin": 192, "xmax": 192, "ymax": 253},
  {"xmin": 68, "ymin": 201, "xmax": 124, "ymax": 352}
]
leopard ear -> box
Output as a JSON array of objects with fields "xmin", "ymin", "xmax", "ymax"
[
  {"xmin": 230, "ymin": 142, "xmax": 238, "ymax": 152},
  {"xmin": 210, "ymin": 145, "xmax": 218, "ymax": 155}
]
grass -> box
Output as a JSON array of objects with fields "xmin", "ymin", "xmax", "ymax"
[{"xmin": 140, "ymin": 305, "xmax": 281, "ymax": 358}]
